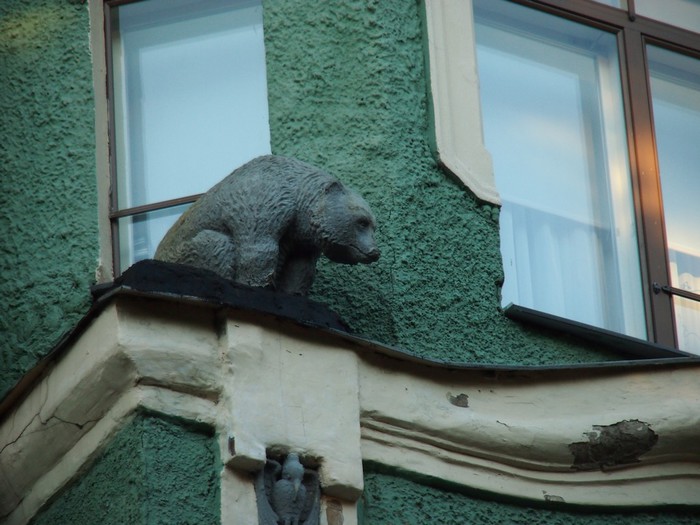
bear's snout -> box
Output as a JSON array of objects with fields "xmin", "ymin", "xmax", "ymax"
[{"xmin": 365, "ymin": 247, "xmax": 381, "ymax": 262}]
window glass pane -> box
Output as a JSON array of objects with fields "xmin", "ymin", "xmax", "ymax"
[
  {"xmin": 636, "ymin": 0, "xmax": 700, "ymax": 34},
  {"xmin": 673, "ymin": 296, "xmax": 700, "ymax": 354},
  {"xmin": 111, "ymin": 0, "xmax": 270, "ymax": 210},
  {"xmin": 118, "ymin": 203, "xmax": 192, "ymax": 272},
  {"xmin": 474, "ymin": 0, "xmax": 646, "ymax": 338},
  {"xmin": 648, "ymin": 45, "xmax": 700, "ymax": 353},
  {"xmin": 590, "ymin": 0, "xmax": 627, "ymax": 8}
]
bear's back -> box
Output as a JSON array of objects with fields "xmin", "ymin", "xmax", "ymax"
[{"xmin": 155, "ymin": 155, "xmax": 337, "ymax": 258}]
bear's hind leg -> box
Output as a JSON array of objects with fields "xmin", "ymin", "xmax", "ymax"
[{"xmin": 179, "ymin": 229, "xmax": 237, "ymax": 280}]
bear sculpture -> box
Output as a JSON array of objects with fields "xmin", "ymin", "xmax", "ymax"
[{"xmin": 154, "ymin": 155, "xmax": 380, "ymax": 295}]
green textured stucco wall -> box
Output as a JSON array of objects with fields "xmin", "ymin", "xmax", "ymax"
[
  {"xmin": 263, "ymin": 0, "xmax": 619, "ymax": 364},
  {"xmin": 0, "ymin": 1, "xmax": 693, "ymax": 523},
  {"xmin": 361, "ymin": 469, "xmax": 700, "ymax": 524},
  {"xmin": 0, "ymin": 0, "xmax": 98, "ymax": 398},
  {"xmin": 0, "ymin": 0, "xmax": 625, "ymax": 403},
  {"xmin": 30, "ymin": 411, "xmax": 220, "ymax": 525}
]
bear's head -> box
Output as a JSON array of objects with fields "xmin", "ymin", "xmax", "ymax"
[{"xmin": 316, "ymin": 182, "xmax": 380, "ymax": 265}]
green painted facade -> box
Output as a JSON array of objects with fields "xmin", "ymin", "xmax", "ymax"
[
  {"xmin": 30, "ymin": 411, "xmax": 221, "ymax": 525},
  {"xmin": 361, "ymin": 469, "xmax": 700, "ymax": 524},
  {"xmin": 0, "ymin": 0, "xmax": 628, "ymax": 398},
  {"xmin": 0, "ymin": 0, "xmax": 624, "ymax": 401},
  {"xmin": 263, "ymin": 0, "xmax": 618, "ymax": 366},
  {"xmin": 1, "ymin": 0, "xmax": 693, "ymax": 523},
  {"xmin": 0, "ymin": 0, "xmax": 98, "ymax": 398}
]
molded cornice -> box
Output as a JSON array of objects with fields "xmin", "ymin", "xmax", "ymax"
[{"xmin": 2, "ymin": 285, "xmax": 700, "ymax": 524}]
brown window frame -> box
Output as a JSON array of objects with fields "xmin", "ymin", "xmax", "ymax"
[{"xmin": 502, "ymin": 0, "xmax": 700, "ymax": 350}]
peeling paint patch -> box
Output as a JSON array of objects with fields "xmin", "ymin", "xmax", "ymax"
[
  {"xmin": 542, "ymin": 491, "xmax": 565, "ymax": 503},
  {"xmin": 447, "ymin": 392, "xmax": 469, "ymax": 408},
  {"xmin": 569, "ymin": 419, "xmax": 658, "ymax": 471}
]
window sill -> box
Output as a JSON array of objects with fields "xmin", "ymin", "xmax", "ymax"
[{"xmin": 504, "ymin": 303, "xmax": 693, "ymax": 360}]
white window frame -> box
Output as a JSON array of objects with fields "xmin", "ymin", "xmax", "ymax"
[
  {"xmin": 423, "ymin": 0, "xmax": 499, "ymax": 205},
  {"xmin": 89, "ymin": 0, "xmax": 114, "ymax": 283}
]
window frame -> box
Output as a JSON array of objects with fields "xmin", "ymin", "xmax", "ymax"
[
  {"xmin": 102, "ymin": 0, "xmax": 270, "ymax": 274},
  {"xmin": 540, "ymin": 0, "xmax": 700, "ymax": 350},
  {"xmin": 425, "ymin": 0, "xmax": 700, "ymax": 353},
  {"xmin": 423, "ymin": 0, "xmax": 499, "ymax": 204},
  {"xmin": 104, "ymin": 0, "xmax": 205, "ymax": 274}
]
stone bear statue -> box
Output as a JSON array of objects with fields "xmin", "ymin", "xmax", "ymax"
[{"xmin": 154, "ymin": 155, "xmax": 380, "ymax": 295}]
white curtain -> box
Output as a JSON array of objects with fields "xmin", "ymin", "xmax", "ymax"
[{"xmin": 474, "ymin": 1, "xmax": 647, "ymax": 339}]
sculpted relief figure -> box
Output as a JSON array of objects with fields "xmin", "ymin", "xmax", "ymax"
[
  {"xmin": 155, "ymin": 155, "xmax": 380, "ymax": 295},
  {"xmin": 254, "ymin": 453, "xmax": 320, "ymax": 525}
]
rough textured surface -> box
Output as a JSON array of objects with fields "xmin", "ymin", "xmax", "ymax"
[
  {"xmin": 569, "ymin": 420, "xmax": 659, "ymax": 471},
  {"xmin": 30, "ymin": 411, "xmax": 220, "ymax": 525},
  {"xmin": 1, "ymin": 2, "xmax": 694, "ymax": 523},
  {"xmin": 0, "ymin": 0, "xmax": 637, "ymax": 404},
  {"xmin": 0, "ymin": 0, "xmax": 98, "ymax": 398},
  {"xmin": 361, "ymin": 470, "xmax": 700, "ymax": 524},
  {"xmin": 263, "ymin": 0, "xmax": 620, "ymax": 365}
]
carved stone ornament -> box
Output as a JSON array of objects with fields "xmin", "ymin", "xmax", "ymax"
[
  {"xmin": 155, "ymin": 155, "xmax": 380, "ymax": 295},
  {"xmin": 254, "ymin": 453, "xmax": 320, "ymax": 525}
]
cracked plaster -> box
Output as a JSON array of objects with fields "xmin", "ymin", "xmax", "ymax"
[{"xmin": 3, "ymin": 296, "xmax": 700, "ymax": 525}]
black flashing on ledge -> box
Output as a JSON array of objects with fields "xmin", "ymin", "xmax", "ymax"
[
  {"xmin": 91, "ymin": 259, "xmax": 351, "ymax": 332},
  {"xmin": 504, "ymin": 303, "xmax": 692, "ymax": 360}
]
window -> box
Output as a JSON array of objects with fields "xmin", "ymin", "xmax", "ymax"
[
  {"xmin": 471, "ymin": 0, "xmax": 700, "ymax": 354},
  {"xmin": 647, "ymin": 45, "xmax": 700, "ymax": 352},
  {"xmin": 106, "ymin": 0, "xmax": 270, "ymax": 273}
]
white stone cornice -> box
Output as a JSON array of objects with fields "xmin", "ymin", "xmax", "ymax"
[
  {"xmin": 357, "ymin": 352, "xmax": 700, "ymax": 506},
  {"xmin": 218, "ymin": 313, "xmax": 365, "ymax": 502},
  {"xmin": 2, "ymin": 295, "xmax": 700, "ymax": 525}
]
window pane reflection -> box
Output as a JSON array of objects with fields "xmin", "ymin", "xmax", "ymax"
[
  {"xmin": 590, "ymin": 0, "xmax": 627, "ymax": 8},
  {"xmin": 636, "ymin": 0, "xmax": 700, "ymax": 34},
  {"xmin": 474, "ymin": 0, "xmax": 646, "ymax": 338},
  {"xmin": 118, "ymin": 203, "xmax": 192, "ymax": 272},
  {"xmin": 674, "ymin": 297, "xmax": 700, "ymax": 354},
  {"xmin": 648, "ymin": 45, "xmax": 700, "ymax": 353},
  {"xmin": 111, "ymin": 0, "xmax": 270, "ymax": 210}
]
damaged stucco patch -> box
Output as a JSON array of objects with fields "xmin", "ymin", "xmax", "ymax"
[
  {"xmin": 569, "ymin": 420, "xmax": 658, "ymax": 471},
  {"xmin": 447, "ymin": 392, "xmax": 469, "ymax": 408}
]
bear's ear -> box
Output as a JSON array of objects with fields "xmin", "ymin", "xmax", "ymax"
[{"xmin": 323, "ymin": 180, "xmax": 344, "ymax": 195}]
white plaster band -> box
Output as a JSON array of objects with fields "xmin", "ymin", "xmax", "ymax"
[{"xmin": 2, "ymin": 297, "xmax": 700, "ymax": 525}]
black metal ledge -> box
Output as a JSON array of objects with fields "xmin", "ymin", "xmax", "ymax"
[
  {"xmin": 504, "ymin": 303, "xmax": 692, "ymax": 360},
  {"xmin": 91, "ymin": 259, "xmax": 351, "ymax": 332}
]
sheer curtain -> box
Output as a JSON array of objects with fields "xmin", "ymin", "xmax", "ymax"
[{"xmin": 474, "ymin": 0, "xmax": 647, "ymax": 339}]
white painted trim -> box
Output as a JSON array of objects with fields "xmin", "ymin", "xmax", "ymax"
[
  {"xmin": 218, "ymin": 315, "xmax": 364, "ymax": 501},
  {"xmin": 358, "ymin": 352, "xmax": 700, "ymax": 507},
  {"xmin": 2, "ymin": 297, "xmax": 700, "ymax": 525},
  {"xmin": 424, "ymin": 0, "xmax": 499, "ymax": 204},
  {"xmin": 88, "ymin": 0, "xmax": 114, "ymax": 283}
]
